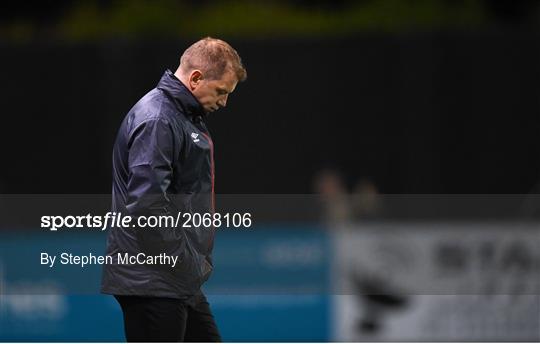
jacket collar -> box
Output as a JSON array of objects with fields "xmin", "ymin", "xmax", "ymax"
[{"xmin": 157, "ymin": 69, "xmax": 206, "ymax": 119}]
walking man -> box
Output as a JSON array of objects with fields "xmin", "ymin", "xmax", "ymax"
[{"xmin": 101, "ymin": 37, "xmax": 247, "ymax": 342}]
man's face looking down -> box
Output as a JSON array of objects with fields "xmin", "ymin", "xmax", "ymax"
[{"xmin": 188, "ymin": 69, "xmax": 238, "ymax": 114}]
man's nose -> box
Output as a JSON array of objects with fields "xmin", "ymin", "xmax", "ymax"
[{"xmin": 218, "ymin": 95, "xmax": 228, "ymax": 107}]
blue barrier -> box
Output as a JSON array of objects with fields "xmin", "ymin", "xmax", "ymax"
[{"xmin": 0, "ymin": 226, "xmax": 330, "ymax": 341}]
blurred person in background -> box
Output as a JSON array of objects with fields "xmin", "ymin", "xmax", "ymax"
[
  {"xmin": 101, "ymin": 37, "xmax": 247, "ymax": 342},
  {"xmin": 313, "ymin": 168, "xmax": 351, "ymax": 226},
  {"xmin": 351, "ymin": 177, "xmax": 381, "ymax": 220}
]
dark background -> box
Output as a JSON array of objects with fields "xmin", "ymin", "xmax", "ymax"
[{"xmin": 1, "ymin": 0, "xmax": 540, "ymax": 194}]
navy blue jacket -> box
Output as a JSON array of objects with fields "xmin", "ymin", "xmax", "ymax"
[{"xmin": 101, "ymin": 70, "xmax": 215, "ymax": 299}]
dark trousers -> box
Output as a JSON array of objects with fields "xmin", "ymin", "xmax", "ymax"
[{"xmin": 114, "ymin": 295, "xmax": 222, "ymax": 342}]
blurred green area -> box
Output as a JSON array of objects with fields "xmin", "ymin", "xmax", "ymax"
[{"xmin": 0, "ymin": 0, "xmax": 492, "ymax": 41}]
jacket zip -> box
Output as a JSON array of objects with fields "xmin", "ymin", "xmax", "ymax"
[{"xmin": 200, "ymin": 132, "xmax": 215, "ymax": 213}]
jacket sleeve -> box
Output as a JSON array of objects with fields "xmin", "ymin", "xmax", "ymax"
[
  {"xmin": 124, "ymin": 117, "xmax": 183, "ymax": 251},
  {"xmin": 126, "ymin": 117, "xmax": 176, "ymax": 215}
]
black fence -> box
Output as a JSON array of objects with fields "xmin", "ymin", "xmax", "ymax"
[{"xmin": 1, "ymin": 33, "xmax": 540, "ymax": 194}]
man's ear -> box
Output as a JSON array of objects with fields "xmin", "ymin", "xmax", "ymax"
[{"xmin": 189, "ymin": 70, "xmax": 203, "ymax": 90}]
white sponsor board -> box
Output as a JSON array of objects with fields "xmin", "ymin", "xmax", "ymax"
[{"xmin": 332, "ymin": 222, "xmax": 540, "ymax": 341}]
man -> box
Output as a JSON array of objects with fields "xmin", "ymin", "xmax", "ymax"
[{"xmin": 101, "ymin": 37, "xmax": 247, "ymax": 342}]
